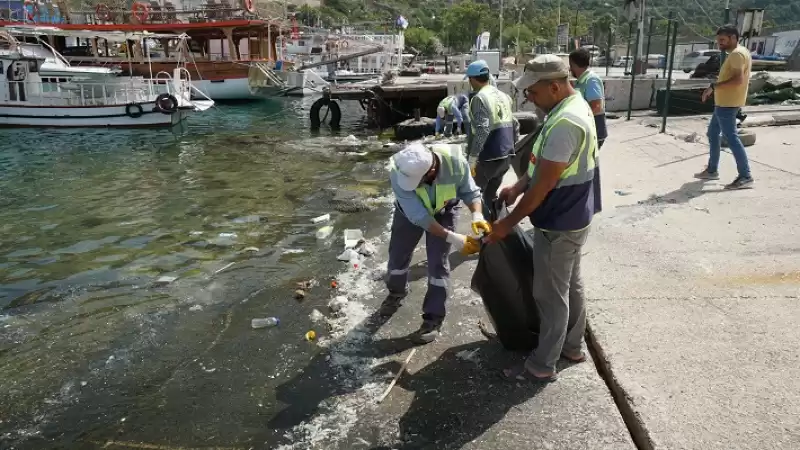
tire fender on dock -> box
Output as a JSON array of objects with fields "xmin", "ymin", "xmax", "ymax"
[
  {"xmin": 393, "ymin": 117, "xmax": 436, "ymax": 141},
  {"xmin": 310, "ymin": 98, "xmax": 342, "ymax": 130}
]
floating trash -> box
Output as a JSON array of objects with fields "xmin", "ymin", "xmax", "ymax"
[
  {"xmin": 311, "ymin": 213, "xmax": 331, "ymax": 224},
  {"xmin": 294, "ymin": 289, "xmax": 306, "ymax": 300},
  {"xmin": 305, "ymin": 330, "xmax": 317, "ymax": 341},
  {"xmin": 242, "ymin": 246, "xmax": 260, "ymax": 253},
  {"xmin": 337, "ymin": 249, "xmax": 360, "ymax": 262},
  {"xmin": 316, "ymin": 225, "xmax": 334, "ymax": 240},
  {"xmin": 309, "ymin": 309, "xmax": 326, "ymax": 323},
  {"xmin": 343, "ymin": 229, "xmax": 364, "ymax": 249},
  {"xmin": 155, "ymin": 275, "xmax": 178, "ymax": 285},
  {"xmin": 251, "ymin": 317, "xmax": 280, "ymax": 329},
  {"xmin": 218, "ymin": 232, "xmax": 238, "ymax": 238},
  {"xmin": 328, "ymin": 295, "xmax": 348, "ymax": 314}
]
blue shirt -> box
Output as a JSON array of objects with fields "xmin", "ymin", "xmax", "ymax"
[{"xmin": 582, "ymin": 77, "xmax": 604, "ymax": 103}]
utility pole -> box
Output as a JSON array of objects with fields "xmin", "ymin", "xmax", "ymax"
[
  {"xmin": 556, "ymin": 0, "xmax": 561, "ymax": 51},
  {"xmin": 724, "ymin": 0, "xmax": 731, "ymax": 23},
  {"xmin": 635, "ymin": 0, "xmax": 646, "ymax": 74},
  {"xmin": 499, "ymin": 0, "xmax": 504, "ymax": 53}
]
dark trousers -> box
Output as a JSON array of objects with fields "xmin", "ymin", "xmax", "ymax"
[
  {"xmin": 386, "ymin": 206, "xmax": 457, "ymax": 320},
  {"xmin": 475, "ymin": 157, "xmax": 512, "ymax": 214}
]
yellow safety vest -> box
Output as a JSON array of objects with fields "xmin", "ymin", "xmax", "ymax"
[
  {"xmin": 415, "ymin": 144, "xmax": 464, "ymax": 214},
  {"xmin": 527, "ymin": 94, "xmax": 597, "ymax": 182},
  {"xmin": 468, "ymin": 84, "xmax": 513, "ymax": 134},
  {"xmin": 438, "ymin": 96, "xmax": 455, "ymax": 111}
]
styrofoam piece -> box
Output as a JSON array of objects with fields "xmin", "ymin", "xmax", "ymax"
[{"xmin": 343, "ymin": 229, "xmax": 364, "ymax": 249}]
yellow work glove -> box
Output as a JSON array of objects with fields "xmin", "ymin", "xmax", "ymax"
[
  {"xmin": 471, "ymin": 211, "xmax": 492, "ymax": 236},
  {"xmin": 470, "ymin": 162, "xmax": 477, "ymax": 177},
  {"xmin": 462, "ymin": 236, "xmax": 481, "ymax": 256}
]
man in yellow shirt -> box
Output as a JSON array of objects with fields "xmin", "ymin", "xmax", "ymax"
[{"xmin": 696, "ymin": 25, "xmax": 753, "ymax": 189}]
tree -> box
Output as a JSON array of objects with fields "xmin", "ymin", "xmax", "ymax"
[
  {"xmin": 442, "ymin": 1, "xmax": 494, "ymax": 51},
  {"xmin": 502, "ymin": 24, "xmax": 535, "ymax": 54},
  {"xmin": 404, "ymin": 27, "xmax": 439, "ymax": 56}
]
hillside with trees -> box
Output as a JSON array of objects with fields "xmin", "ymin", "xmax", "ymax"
[{"xmin": 288, "ymin": 0, "xmax": 800, "ymax": 55}]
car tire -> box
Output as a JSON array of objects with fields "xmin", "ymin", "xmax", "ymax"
[{"xmin": 683, "ymin": 69, "xmax": 692, "ymax": 73}]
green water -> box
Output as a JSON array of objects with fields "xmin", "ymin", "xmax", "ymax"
[{"xmin": 0, "ymin": 99, "xmax": 392, "ymax": 448}]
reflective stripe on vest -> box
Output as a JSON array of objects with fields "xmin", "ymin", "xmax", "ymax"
[
  {"xmin": 575, "ymin": 70, "xmax": 605, "ymax": 110},
  {"xmin": 527, "ymin": 94, "xmax": 597, "ymax": 187},
  {"xmin": 415, "ymin": 144, "xmax": 464, "ymax": 214},
  {"xmin": 468, "ymin": 85, "xmax": 513, "ymax": 134}
]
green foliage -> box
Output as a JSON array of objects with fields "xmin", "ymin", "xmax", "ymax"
[
  {"xmin": 404, "ymin": 27, "xmax": 439, "ymax": 55},
  {"xmin": 291, "ymin": 0, "xmax": 800, "ymax": 50},
  {"xmin": 441, "ymin": 1, "xmax": 495, "ymax": 51}
]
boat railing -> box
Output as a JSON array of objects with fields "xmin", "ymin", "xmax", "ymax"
[{"xmin": 2, "ymin": 77, "xmax": 174, "ymax": 107}]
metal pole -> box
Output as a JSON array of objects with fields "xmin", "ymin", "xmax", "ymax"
[
  {"xmin": 606, "ymin": 20, "xmax": 613, "ymax": 76},
  {"xmin": 724, "ymin": 0, "xmax": 731, "ymax": 23},
  {"xmin": 636, "ymin": 0, "xmax": 646, "ymax": 72},
  {"xmin": 624, "ymin": 21, "xmax": 633, "ymax": 70},
  {"xmin": 626, "ymin": 25, "xmax": 641, "ymax": 121},
  {"xmin": 663, "ymin": 12, "xmax": 673, "ymax": 77},
  {"xmin": 661, "ymin": 19, "xmax": 678, "ymax": 133},
  {"xmin": 644, "ymin": 17, "xmax": 654, "ymax": 69},
  {"xmin": 574, "ymin": 9, "xmax": 580, "ymax": 50},
  {"xmin": 499, "ymin": 0, "xmax": 504, "ymax": 53}
]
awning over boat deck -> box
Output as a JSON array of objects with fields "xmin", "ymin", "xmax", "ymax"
[{"xmin": 3, "ymin": 25, "xmax": 185, "ymax": 43}]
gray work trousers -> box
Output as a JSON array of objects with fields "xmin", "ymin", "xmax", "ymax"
[
  {"xmin": 386, "ymin": 205, "xmax": 456, "ymax": 320},
  {"xmin": 526, "ymin": 226, "xmax": 591, "ymax": 373},
  {"xmin": 474, "ymin": 157, "xmax": 511, "ymax": 214}
]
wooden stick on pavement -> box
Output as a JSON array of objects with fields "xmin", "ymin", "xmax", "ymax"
[{"xmin": 376, "ymin": 348, "xmax": 417, "ymax": 404}]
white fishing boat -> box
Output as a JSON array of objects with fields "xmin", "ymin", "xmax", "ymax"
[
  {"xmin": 0, "ymin": 30, "xmax": 213, "ymax": 128},
  {"xmin": 249, "ymin": 28, "xmax": 406, "ymax": 97}
]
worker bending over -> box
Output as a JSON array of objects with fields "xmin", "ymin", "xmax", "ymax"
[
  {"xmin": 382, "ymin": 142, "xmax": 490, "ymax": 344},
  {"xmin": 435, "ymin": 94, "xmax": 469, "ymax": 136},
  {"xmin": 465, "ymin": 60, "xmax": 519, "ymax": 213}
]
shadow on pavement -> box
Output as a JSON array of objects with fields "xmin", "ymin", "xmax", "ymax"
[{"xmin": 369, "ymin": 341, "xmax": 544, "ymax": 450}]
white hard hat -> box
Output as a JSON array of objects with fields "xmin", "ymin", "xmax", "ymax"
[{"xmin": 392, "ymin": 143, "xmax": 433, "ymax": 191}]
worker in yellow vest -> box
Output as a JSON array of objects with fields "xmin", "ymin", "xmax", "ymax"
[
  {"xmin": 383, "ymin": 142, "xmax": 489, "ymax": 344},
  {"xmin": 487, "ymin": 54, "xmax": 598, "ymax": 382},
  {"xmin": 465, "ymin": 60, "xmax": 519, "ymax": 214}
]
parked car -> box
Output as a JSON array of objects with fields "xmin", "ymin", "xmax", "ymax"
[
  {"xmin": 680, "ymin": 49, "xmax": 720, "ymax": 73},
  {"xmin": 613, "ymin": 56, "xmax": 632, "ymax": 67},
  {"xmin": 690, "ymin": 52, "xmax": 721, "ymax": 79}
]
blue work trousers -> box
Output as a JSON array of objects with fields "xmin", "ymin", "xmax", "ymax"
[{"xmin": 386, "ymin": 206, "xmax": 457, "ymax": 320}]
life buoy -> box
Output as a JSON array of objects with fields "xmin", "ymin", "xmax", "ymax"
[
  {"xmin": 95, "ymin": 3, "xmax": 111, "ymax": 21},
  {"xmin": 242, "ymin": 0, "xmax": 255, "ymax": 13},
  {"xmin": 154, "ymin": 93, "xmax": 178, "ymax": 114},
  {"xmin": 125, "ymin": 103, "xmax": 144, "ymax": 118},
  {"xmin": 131, "ymin": 2, "xmax": 150, "ymax": 22}
]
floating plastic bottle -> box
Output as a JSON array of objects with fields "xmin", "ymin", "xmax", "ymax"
[
  {"xmin": 251, "ymin": 317, "xmax": 280, "ymax": 329},
  {"xmin": 316, "ymin": 225, "xmax": 334, "ymax": 240}
]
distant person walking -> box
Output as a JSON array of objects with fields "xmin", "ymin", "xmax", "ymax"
[
  {"xmin": 696, "ymin": 25, "xmax": 754, "ymax": 189},
  {"xmin": 569, "ymin": 48, "xmax": 606, "ymax": 213}
]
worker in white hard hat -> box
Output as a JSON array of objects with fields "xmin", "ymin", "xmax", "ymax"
[{"xmin": 382, "ymin": 142, "xmax": 490, "ymax": 344}]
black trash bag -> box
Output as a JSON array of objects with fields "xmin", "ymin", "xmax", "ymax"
[{"xmin": 470, "ymin": 201, "xmax": 540, "ymax": 351}]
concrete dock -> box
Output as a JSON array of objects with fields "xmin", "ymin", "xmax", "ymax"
[{"xmin": 276, "ymin": 114, "xmax": 800, "ymax": 449}]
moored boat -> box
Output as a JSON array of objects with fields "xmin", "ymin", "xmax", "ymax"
[{"xmin": 0, "ymin": 29, "xmax": 213, "ymax": 128}]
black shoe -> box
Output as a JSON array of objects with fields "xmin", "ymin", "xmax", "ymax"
[
  {"xmin": 378, "ymin": 293, "xmax": 405, "ymax": 317},
  {"xmin": 411, "ymin": 319, "xmax": 442, "ymax": 345},
  {"xmin": 724, "ymin": 176, "xmax": 754, "ymax": 190}
]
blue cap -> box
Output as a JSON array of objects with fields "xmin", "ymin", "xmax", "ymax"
[{"xmin": 464, "ymin": 60, "xmax": 490, "ymax": 79}]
